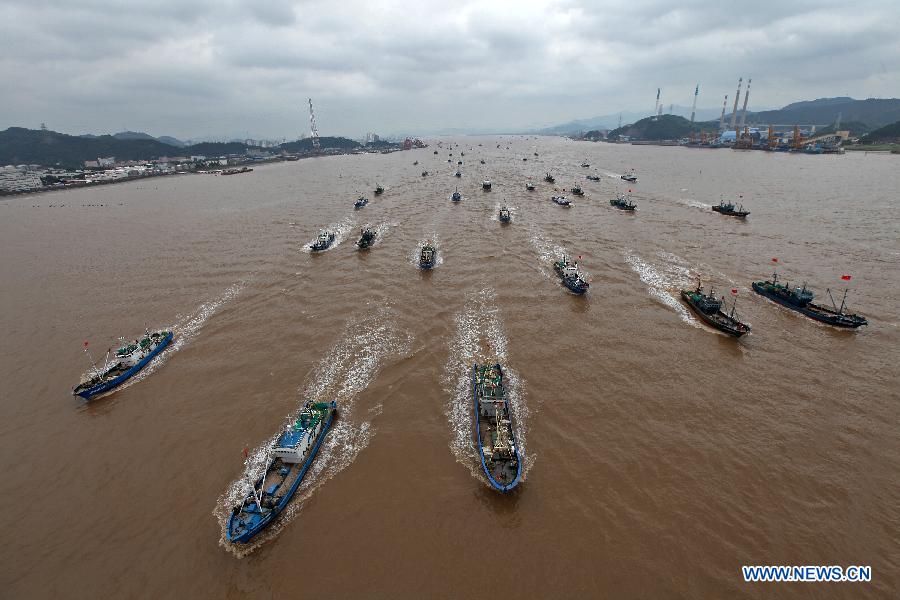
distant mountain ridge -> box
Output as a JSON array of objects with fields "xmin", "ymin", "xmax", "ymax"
[
  {"xmin": 0, "ymin": 127, "xmax": 361, "ymax": 167},
  {"xmin": 539, "ymin": 97, "xmax": 900, "ymax": 135}
]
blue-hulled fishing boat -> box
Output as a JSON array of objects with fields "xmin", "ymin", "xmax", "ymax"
[
  {"xmin": 553, "ymin": 256, "xmax": 590, "ymax": 294},
  {"xmin": 72, "ymin": 330, "xmax": 173, "ymax": 399},
  {"xmin": 227, "ymin": 401, "xmax": 336, "ymax": 543},
  {"xmin": 472, "ymin": 363, "xmax": 522, "ymax": 492},
  {"xmin": 499, "ymin": 205, "xmax": 511, "ymax": 222},
  {"xmin": 452, "ymin": 188, "xmax": 462, "ymax": 201},
  {"xmin": 354, "ymin": 196, "xmax": 368, "ymax": 209},
  {"xmin": 752, "ymin": 272, "xmax": 867, "ymax": 328},
  {"xmin": 309, "ymin": 231, "xmax": 335, "ymax": 252},
  {"xmin": 419, "ymin": 244, "xmax": 437, "ymax": 269}
]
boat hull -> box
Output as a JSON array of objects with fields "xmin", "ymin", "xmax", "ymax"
[
  {"xmin": 752, "ymin": 282, "xmax": 867, "ymax": 328},
  {"xmin": 680, "ymin": 291, "xmax": 750, "ymax": 337},
  {"xmin": 74, "ymin": 331, "xmax": 173, "ymax": 399},
  {"xmin": 712, "ymin": 206, "xmax": 748, "ymax": 218},
  {"xmin": 227, "ymin": 402, "xmax": 336, "ymax": 543},
  {"xmin": 471, "ymin": 364, "xmax": 522, "ymax": 492}
]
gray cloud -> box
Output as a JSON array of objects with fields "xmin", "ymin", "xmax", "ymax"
[{"xmin": 2, "ymin": 0, "xmax": 898, "ymax": 138}]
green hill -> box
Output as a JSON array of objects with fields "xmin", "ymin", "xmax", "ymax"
[
  {"xmin": 861, "ymin": 119, "xmax": 900, "ymax": 142},
  {"xmin": 0, "ymin": 127, "xmax": 363, "ymax": 167},
  {"xmin": 281, "ymin": 137, "xmax": 361, "ymax": 152},
  {"xmin": 607, "ymin": 114, "xmax": 716, "ymax": 141},
  {"xmin": 744, "ymin": 98, "xmax": 900, "ymax": 128}
]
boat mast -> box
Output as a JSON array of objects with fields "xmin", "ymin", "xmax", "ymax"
[{"xmin": 839, "ymin": 288, "xmax": 848, "ymax": 314}]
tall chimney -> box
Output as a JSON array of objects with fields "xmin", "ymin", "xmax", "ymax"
[
  {"xmin": 738, "ymin": 78, "xmax": 752, "ymax": 130},
  {"xmin": 719, "ymin": 94, "xmax": 729, "ymax": 131},
  {"xmin": 729, "ymin": 78, "xmax": 742, "ymax": 130}
]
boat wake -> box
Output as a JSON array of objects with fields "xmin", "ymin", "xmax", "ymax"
[
  {"xmin": 527, "ymin": 224, "xmax": 568, "ymax": 279},
  {"xmin": 677, "ymin": 197, "xmax": 711, "ymax": 210},
  {"xmin": 624, "ymin": 250, "xmax": 699, "ymax": 327},
  {"xmin": 300, "ymin": 217, "xmax": 355, "ymax": 253},
  {"xmin": 442, "ymin": 288, "xmax": 531, "ymax": 488},
  {"xmin": 98, "ymin": 279, "xmax": 250, "ymax": 395},
  {"xmin": 216, "ymin": 304, "xmax": 410, "ymax": 556}
]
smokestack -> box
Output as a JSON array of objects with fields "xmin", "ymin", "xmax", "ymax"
[
  {"xmin": 730, "ymin": 78, "xmax": 742, "ymax": 130},
  {"xmin": 738, "ymin": 78, "xmax": 752, "ymax": 130},
  {"xmin": 690, "ymin": 84, "xmax": 699, "ymax": 125},
  {"xmin": 653, "ymin": 88, "xmax": 660, "ymax": 121},
  {"xmin": 719, "ymin": 94, "xmax": 729, "ymax": 132}
]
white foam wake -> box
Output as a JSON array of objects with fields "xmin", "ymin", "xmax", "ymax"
[
  {"xmin": 216, "ymin": 304, "xmax": 410, "ymax": 556},
  {"xmin": 442, "ymin": 288, "xmax": 531, "ymax": 488}
]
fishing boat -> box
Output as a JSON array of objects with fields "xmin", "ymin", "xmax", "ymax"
[
  {"xmin": 525, "ymin": 182, "xmax": 535, "ymax": 191},
  {"xmin": 455, "ymin": 170, "xmax": 462, "ymax": 177},
  {"xmin": 552, "ymin": 195, "xmax": 571, "ymax": 206},
  {"xmin": 72, "ymin": 330, "xmax": 174, "ymax": 399},
  {"xmin": 434, "ymin": 150, "xmax": 439, "ymax": 154},
  {"xmin": 421, "ymin": 171, "xmax": 429, "ymax": 177},
  {"xmin": 226, "ymin": 401, "xmax": 337, "ymax": 543},
  {"xmin": 621, "ymin": 169, "xmax": 637, "ymax": 182},
  {"xmin": 499, "ymin": 205, "xmax": 511, "ymax": 222},
  {"xmin": 354, "ymin": 196, "xmax": 368, "ymax": 209},
  {"xmin": 534, "ymin": 152, "xmax": 539, "ymax": 156},
  {"xmin": 452, "ymin": 188, "xmax": 462, "ymax": 201},
  {"xmin": 472, "ymin": 363, "xmax": 522, "ymax": 492},
  {"xmin": 680, "ymin": 281, "xmax": 750, "ymax": 337},
  {"xmin": 480, "ymin": 159, "xmax": 486, "ymax": 165},
  {"xmin": 413, "ymin": 161, "xmax": 419, "ymax": 165},
  {"xmin": 482, "ymin": 180, "xmax": 492, "ymax": 191},
  {"xmin": 610, "ymin": 193, "xmax": 636, "ymax": 211},
  {"xmin": 586, "ymin": 175, "xmax": 601, "ymax": 181},
  {"xmin": 751, "ymin": 273, "xmax": 867, "ymax": 328},
  {"xmin": 309, "ymin": 230, "xmax": 335, "ymax": 252},
  {"xmin": 553, "ymin": 255, "xmax": 589, "ymax": 294},
  {"xmin": 419, "ymin": 244, "xmax": 437, "ymax": 269},
  {"xmin": 374, "ymin": 185, "xmax": 384, "ymax": 195},
  {"xmin": 457, "ymin": 160, "xmax": 463, "ymax": 165},
  {"xmin": 581, "ymin": 162, "xmax": 590, "ymax": 168},
  {"xmin": 571, "ymin": 185, "xmax": 584, "ymax": 196},
  {"xmin": 712, "ymin": 200, "xmax": 749, "ymax": 218},
  {"xmin": 357, "ymin": 227, "xmax": 377, "ymax": 249},
  {"xmin": 544, "ymin": 172, "xmax": 555, "ymax": 183}
]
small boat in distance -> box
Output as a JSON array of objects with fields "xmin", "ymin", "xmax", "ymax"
[
  {"xmin": 544, "ymin": 172, "xmax": 555, "ymax": 183},
  {"xmin": 374, "ymin": 184, "xmax": 384, "ymax": 195},
  {"xmin": 553, "ymin": 255, "xmax": 590, "ymax": 294},
  {"xmin": 499, "ymin": 205, "xmax": 511, "ymax": 222},
  {"xmin": 357, "ymin": 227, "xmax": 377, "ymax": 249},
  {"xmin": 581, "ymin": 162, "xmax": 590, "ymax": 167},
  {"xmin": 226, "ymin": 401, "xmax": 337, "ymax": 543},
  {"xmin": 354, "ymin": 196, "xmax": 368, "ymax": 209},
  {"xmin": 712, "ymin": 199, "xmax": 750, "ymax": 218},
  {"xmin": 610, "ymin": 193, "xmax": 636, "ymax": 211},
  {"xmin": 309, "ymin": 230, "xmax": 335, "ymax": 252},
  {"xmin": 621, "ymin": 169, "xmax": 637, "ymax": 182},
  {"xmin": 586, "ymin": 175, "xmax": 601, "ymax": 181},
  {"xmin": 752, "ymin": 272, "xmax": 867, "ymax": 328},
  {"xmin": 421, "ymin": 171, "xmax": 429, "ymax": 177},
  {"xmin": 452, "ymin": 188, "xmax": 462, "ymax": 201},
  {"xmin": 72, "ymin": 330, "xmax": 174, "ymax": 399},
  {"xmin": 571, "ymin": 185, "xmax": 584, "ymax": 196},
  {"xmin": 480, "ymin": 159, "xmax": 486, "ymax": 165},
  {"xmin": 552, "ymin": 195, "xmax": 571, "ymax": 206},
  {"xmin": 419, "ymin": 244, "xmax": 437, "ymax": 269},
  {"xmin": 413, "ymin": 161, "xmax": 419, "ymax": 165},
  {"xmin": 455, "ymin": 170, "xmax": 462, "ymax": 177},
  {"xmin": 680, "ymin": 280, "xmax": 751, "ymax": 337},
  {"xmin": 472, "ymin": 363, "xmax": 522, "ymax": 492},
  {"xmin": 525, "ymin": 182, "xmax": 535, "ymax": 191},
  {"xmin": 482, "ymin": 180, "xmax": 492, "ymax": 191},
  {"xmin": 457, "ymin": 160, "xmax": 463, "ymax": 165}
]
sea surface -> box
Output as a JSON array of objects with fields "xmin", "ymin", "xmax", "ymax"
[{"xmin": 1, "ymin": 137, "xmax": 898, "ymax": 598}]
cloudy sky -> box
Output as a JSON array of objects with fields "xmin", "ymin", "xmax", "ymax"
[{"xmin": 2, "ymin": 0, "xmax": 898, "ymax": 140}]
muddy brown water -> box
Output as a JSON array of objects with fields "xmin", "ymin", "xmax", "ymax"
[{"xmin": 1, "ymin": 137, "xmax": 898, "ymax": 598}]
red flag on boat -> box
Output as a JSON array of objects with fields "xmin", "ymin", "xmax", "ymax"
[
  {"xmin": 731, "ymin": 288, "xmax": 738, "ymax": 294},
  {"xmin": 771, "ymin": 257, "xmax": 778, "ymax": 263},
  {"xmin": 243, "ymin": 447, "xmax": 249, "ymax": 458},
  {"xmin": 841, "ymin": 275, "xmax": 852, "ymax": 281},
  {"xmin": 83, "ymin": 341, "xmax": 89, "ymax": 348},
  {"xmin": 578, "ymin": 255, "xmax": 582, "ymax": 260}
]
